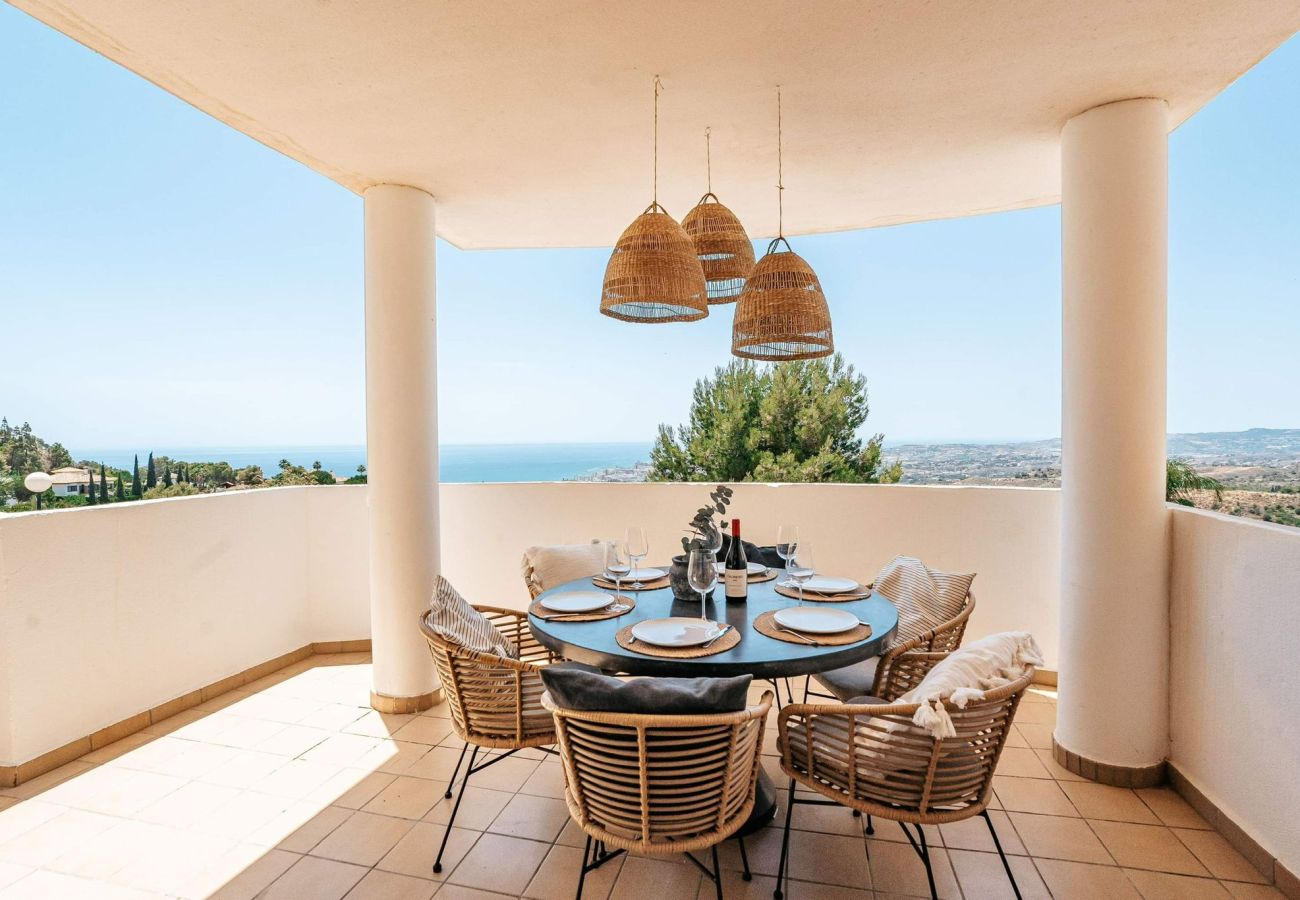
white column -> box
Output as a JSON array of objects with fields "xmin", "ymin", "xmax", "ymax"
[
  {"xmin": 364, "ymin": 184, "xmax": 440, "ymax": 712},
  {"xmin": 1056, "ymin": 98, "xmax": 1169, "ymax": 779}
]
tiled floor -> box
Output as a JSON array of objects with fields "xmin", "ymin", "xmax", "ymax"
[{"xmin": 0, "ymin": 654, "xmax": 1284, "ymax": 899}]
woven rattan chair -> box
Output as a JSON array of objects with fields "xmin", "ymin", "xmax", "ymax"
[
  {"xmin": 774, "ymin": 669, "xmax": 1034, "ymax": 900},
  {"xmin": 419, "ymin": 607, "xmax": 559, "ymax": 873},
  {"xmin": 808, "ymin": 589, "xmax": 975, "ymax": 703},
  {"xmin": 543, "ymin": 690, "xmax": 775, "ymax": 900}
]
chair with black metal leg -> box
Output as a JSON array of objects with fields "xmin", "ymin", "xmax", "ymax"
[
  {"xmin": 543, "ymin": 690, "xmax": 773, "ymax": 899},
  {"xmin": 773, "ymin": 668, "xmax": 1035, "ymax": 900},
  {"xmin": 419, "ymin": 606, "xmax": 559, "ymax": 874}
]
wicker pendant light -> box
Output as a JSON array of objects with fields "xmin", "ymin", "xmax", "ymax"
[
  {"xmin": 732, "ymin": 87, "xmax": 833, "ymax": 360},
  {"xmin": 682, "ymin": 128, "xmax": 756, "ymax": 302},
  {"xmin": 600, "ymin": 77, "xmax": 708, "ymax": 323}
]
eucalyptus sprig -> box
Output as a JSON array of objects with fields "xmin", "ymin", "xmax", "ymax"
[{"xmin": 680, "ymin": 484, "xmax": 734, "ymax": 555}]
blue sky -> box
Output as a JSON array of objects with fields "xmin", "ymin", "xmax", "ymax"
[{"xmin": 1, "ymin": 6, "xmax": 1296, "ymax": 449}]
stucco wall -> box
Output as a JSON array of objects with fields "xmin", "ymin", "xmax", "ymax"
[
  {"xmin": 0, "ymin": 482, "xmax": 1061, "ymax": 765},
  {"xmin": 1169, "ymin": 505, "xmax": 1300, "ymax": 876}
]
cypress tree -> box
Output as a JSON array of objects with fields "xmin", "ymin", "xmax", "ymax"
[
  {"xmin": 146, "ymin": 452, "xmax": 157, "ymax": 489},
  {"xmin": 131, "ymin": 454, "xmax": 141, "ymax": 498},
  {"xmin": 86, "ymin": 469, "xmax": 96, "ymax": 505},
  {"xmin": 99, "ymin": 463, "xmax": 109, "ymax": 502},
  {"xmin": 116, "ymin": 471, "xmax": 126, "ymax": 501},
  {"xmin": 163, "ymin": 465, "xmax": 173, "ymax": 487}
]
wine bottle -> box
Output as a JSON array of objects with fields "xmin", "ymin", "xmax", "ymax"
[{"xmin": 724, "ymin": 518, "xmax": 748, "ymax": 601}]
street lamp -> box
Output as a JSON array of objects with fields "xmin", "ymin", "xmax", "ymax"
[{"xmin": 24, "ymin": 471, "xmax": 53, "ymax": 511}]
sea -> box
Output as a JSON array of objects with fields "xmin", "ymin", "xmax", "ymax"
[{"xmin": 72, "ymin": 442, "xmax": 653, "ymax": 483}]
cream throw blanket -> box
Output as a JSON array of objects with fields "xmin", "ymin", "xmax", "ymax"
[{"xmin": 898, "ymin": 631, "xmax": 1043, "ymax": 739}]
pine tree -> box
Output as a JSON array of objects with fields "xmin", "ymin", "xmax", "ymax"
[
  {"xmin": 163, "ymin": 465, "xmax": 173, "ymax": 487},
  {"xmin": 99, "ymin": 463, "xmax": 109, "ymax": 502},
  {"xmin": 131, "ymin": 454, "xmax": 142, "ymax": 498},
  {"xmin": 86, "ymin": 468, "xmax": 96, "ymax": 505},
  {"xmin": 146, "ymin": 452, "xmax": 157, "ymax": 489}
]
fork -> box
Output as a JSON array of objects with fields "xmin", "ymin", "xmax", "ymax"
[{"xmin": 774, "ymin": 624, "xmax": 818, "ymax": 645}]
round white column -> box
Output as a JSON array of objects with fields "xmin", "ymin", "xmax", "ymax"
[
  {"xmin": 1056, "ymin": 99, "xmax": 1169, "ymax": 783},
  {"xmin": 364, "ymin": 184, "xmax": 441, "ymax": 712}
]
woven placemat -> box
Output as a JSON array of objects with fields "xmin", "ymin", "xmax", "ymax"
[
  {"xmin": 774, "ymin": 583, "xmax": 871, "ymax": 603},
  {"xmin": 748, "ymin": 568, "xmax": 778, "ymax": 584},
  {"xmin": 529, "ymin": 595, "xmax": 636, "ymax": 623},
  {"xmin": 615, "ymin": 622, "xmax": 741, "ymax": 658},
  {"xmin": 592, "ymin": 575, "xmax": 670, "ymax": 592},
  {"xmin": 754, "ymin": 610, "xmax": 872, "ymax": 646}
]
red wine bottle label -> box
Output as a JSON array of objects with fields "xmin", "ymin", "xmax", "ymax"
[{"xmin": 724, "ymin": 567, "xmax": 748, "ymax": 598}]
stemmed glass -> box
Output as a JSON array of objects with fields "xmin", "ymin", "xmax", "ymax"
[
  {"xmin": 787, "ymin": 543, "xmax": 815, "ymax": 605},
  {"xmin": 687, "ymin": 548, "xmax": 718, "ymax": 622},
  {"xmin": 775, "ymin": 524, "xmax": 799, "ymax": 585},
  {"xmin": 626, "ymin": 526, "xmax": 649, "ymax": 589},
  {"xmin": 604, "ymin": 540, "xmax": 631, "ymax": 600},
  {"xmin": 705, "ymin": 521, "xmax": 725, "ymax": 573}
]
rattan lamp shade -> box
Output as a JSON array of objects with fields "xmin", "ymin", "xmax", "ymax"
[
  {"xmin": 732, "ymin": 238, "xmax": 833, "ymax": 360},
  {"xmin": 682, "ymin": 193, "xmax": 756, "ymax": 303},
  {"xmin": 601, "ymin": 203, "xmax": 709, "ymax": 323}
]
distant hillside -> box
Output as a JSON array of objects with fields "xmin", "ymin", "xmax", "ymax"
[{"xmin": 1165, "ymin": 428, "xmax": 1300, "ymax": 464}]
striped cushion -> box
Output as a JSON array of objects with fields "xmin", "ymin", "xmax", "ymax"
[
  {"xmin": 521, "ymin": 541, "xmax": 608, "ymax": 595},
  {"xmin": 873, "ymin": 556, "xmax": 973, "ymax": 646},
  {"xmin": 427, "ymin": 576, "xmax": 518, "ymax": 660}
]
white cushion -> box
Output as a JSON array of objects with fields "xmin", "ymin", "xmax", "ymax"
[
  {"xmin": 898, "ymin": 632, "xmax": 1043, "ymax": 738},
  {"xmin": 521, "ymin": 542, "xmax": 608, "ymax": 594},
  {"xmin": 428, "ymin": 576, "xmax": 518, "ymax": 659}
]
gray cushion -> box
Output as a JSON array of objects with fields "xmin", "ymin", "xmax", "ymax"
[
  {"xmin": 811, "ymin": 658, "xmax": 879, "ymax": 702},
  {"xmin": 541, "ymin": 668, "xmax": 752, "ymax": 714},
  {"xmin": 846, "ymin": 695, "xmax": 888, "ymax": 705}
]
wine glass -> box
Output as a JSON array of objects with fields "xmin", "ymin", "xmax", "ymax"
[
  {"xmin": 604, "ymin": 540, "xmax": 631, "ymax": 599},
  {"xmin": 626, "ymin": 526, "xmax": 649, "ymax": 588},
  {"xmin": 687, "ymin": 548, "xmax": 718, "ymax": 621},
  {"xmin": 705, "ymin": 522, "xmax": 725, "ymax": 574},
  {"xmin": 775, "ymin": 524, "xmax": 799, "ymax": 585},
  {"xmin": 787, "ymin": 543, "xmax": 815, "ymax": 605}
]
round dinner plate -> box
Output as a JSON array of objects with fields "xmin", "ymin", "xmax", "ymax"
[
  {"xmin": 631, "ymin": 617, "xmax": 725, "ymax": 647},
  {"xmin": 623, "ymin": 567, "xmax": 666, "ymax": 581},
  {"xmin": 799, "ymin": 575, "xmax": 860, "ymax": 594},
  {"xmin": 539, "ymin": 591, "xmax": 615, "ymax": 613},
  {"xmin": 773, "ymin": 607, "xmax": 859, "ymax": 635},
  {"xmin": 714, "ymin": 561, "xmax": 768, "ymax": 575}
]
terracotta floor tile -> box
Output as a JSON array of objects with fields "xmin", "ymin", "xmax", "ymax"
[
  {"xmin": 1007, "ymin": 812, "xmax": 1112, "ymax": 864},
  {"xmin": 1174, "ymin": 828, "xmax": 1268, "ymax": 884},
  {"xmin": 487, "ymin": 793, "xmax": 571, "ymax": 842},
  {"xmin": 1136, "ymin": 788, "xmax": 1213, "ymax": 830},
  {"xmin": 195, "ymin": 845, "xmax": 299, "ymax": 899},
  {"xmin": 447, "ymin": 832, "xmax": 550, "ymax": 894},
  {"xmin": 1060, "ymin": 782, "xmax": 1161, "ymax": 824},
  {"xmin": 0, "ymin": 809, "xmax": 118, "ymax": 868},
  {"xmin": 866, "ymin": 836, "xmax": 958, "ymax": 897},
  {"xmin": 995, "ymin": 747, "xmax": 1054, "ymax": 778},
  {"xmin": 332, "ymin": 770, "xmax": 399, "ymax": 809},
  {"xmin": 609, "ymin": 855, "xmax": 703, "ymax": 900},
  {"xmin": 1034, "ymin": 858, "xmax": 1141, "ymax": 899},
  {"xmin": 363, "ymin": 775, "xmax": 449, "ymax": 820},
  {"xmin": 994, "ymin": 775, "xmax": 1078, "ymax": 816},
  {"xmin": 391, "ymin": 717, "xmax": 457, "ymax": 746},
  {"xmin": 1123, "ymin": 868, "xmax": 1232, "ymax": 899},
  {"xmin": 346, "ymin": 868, "xmax": 439, "ymax": 899},
  {"xmin": 0, "ymin": 762, "xmax": 96, "ymax": 801},
  {"xmin": 0, "ymin": 869, "xmax": 159, "ymax": 899},
  {"xmin": 1090, "ymin": 820, "xmax": 1209, "ymax": 876},
  {"xmin": 262, "ymin": 854, "xmax": 368, "ymax": 900},
  {"xmin": 524, "ymin": 843, "xmax": 623, "ymax": 900},
  {"xmin": 517, "ymin": 761, "xmax": 567, "ymax": 800},
  {"xmin": 938, "ymin": 810, "xmax": 1025, "ymax": 855},
  {"xmin": 1222, "ymin": 882, "xmax": 1288, "ymax": 899},
  {"xmin": 311, "ymin": 810, "xmax": 416, "ymax": 867},
  {"xmin": 948, "ymin": 848, "xmax": 1049, "ymax": 900},
  {"xmin": 1015, "ymin": 722, "xmax": 1055, "ymax": 749},
  {"xmin": 277, "ymin": 804, "xmax": 352, "ymax": 853},
  {"xmin": 424, "ymin": 786, "xmax": 513, "ymax": 831},
  {"xmin": 786, "ymin": 830, "xmax": 870, "ymax": 888},
  {"xmin": 377, "ymin": 821, "xmax": 478, "ymax": 881}
]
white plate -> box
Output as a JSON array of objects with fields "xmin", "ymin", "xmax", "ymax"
[
  {"xmin": 798, "ymin": 575, "xmax": 860, "ymax": 594},
  {"xmin": 539, "ymin": 591, "xmax": 614, "ymax": 613},
  {"xmin": 631, "ymin": 617, "xmax": 725, "ymax": 648},
  {"xmin": 621, "ymin": 567, "xmax": 665, "ymax": 581},
  {"xmin": 715, "ymin": 561, "xmax": 768, "ymax": 575},
  {"xmin": 773, "ymin": 607, "xmax": 859, "ymax": 635}
]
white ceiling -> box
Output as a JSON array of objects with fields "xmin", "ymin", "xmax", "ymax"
[{"xmin": 10, "ymin": 0, "xmax": 1300, "ymax": 248}]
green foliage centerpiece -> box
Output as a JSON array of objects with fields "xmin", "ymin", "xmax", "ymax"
[{"xmin": 668, "ymin": 484, "xmax": 734, "ymax": 602}]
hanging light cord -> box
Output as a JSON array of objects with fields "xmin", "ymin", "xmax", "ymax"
[
  {"xmin": 705, "ymin": 126, "xmax": 712, "ymax": 194},
  {"xmin": 776, "ymin": 85, "xmax": 785, "ymax": 238},
  {"xmin": 653, "ymin": 75, "xmax": 663, "ymax": 206}
]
